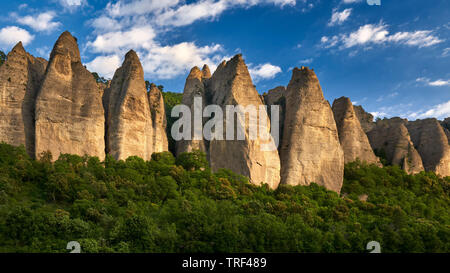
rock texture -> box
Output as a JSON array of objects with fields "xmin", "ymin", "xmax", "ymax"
[
  {"xmin": 175, "ymin": 66, "xmax": 210, "ymax": 156},
  {"xmin": 280, "ymin": 67, "xmax": 344, "ymax": 193},
  {"xmin": 441, "ymin": 118, "xmax": 450, "ymax": 143},
  {"xmin": 35, "ymin": 32, "xmax": 105, "ymax": 160},
  {"xmin": 367, "ymin": 118, "xmax": 424, "ymax": 174},
  {"xmin": 263, "ymin": 86, "xmax": 286, "ymax": 147},
  {"xmin": 206, "ymin": 54, "xmax": 281, "ymax": 189},
  {"xmin": 406, "ymin": 119, "xmax": 450, "ymax": 177},
  {"xmin": 354, "ymin": 105, "xmax": 375, "ymax": 133},
  {"xmin": 0, "ymin": 42, "xmax": 47, "ymax": 157},
  {"xmin": 148, "ymin": 83, "xmax": 169, "ymax": 153},
  {"xmin": 332, "ymin": 97, "xmax": 380, "ymax": 165},
  {"xmin": 104, "ymin": 50, "xmax": 153, "ymax": 161}
]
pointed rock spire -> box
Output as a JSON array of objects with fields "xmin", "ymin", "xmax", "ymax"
[
  {"xmin": 176, "ymin": 66, "xmax": 209, "ymax": 156},
  {"xmin": 202, "ymin": 64, "xmax": 211, "ymax": 79},
  {"xmin": 332, "ymin": 97, "xmax": 380, "ymax": 165},
  {"xmin": 206, "ymin": 54, "xmax": 281, "ymax": 189},
  {"xmin": 280, "ymin": 67, "xmax": 344, "ymax": 193},
  {"xmin": 104, "ymin": 49, "xmax": 153, "ymax": 160},
  {"xmin": 35, "ymin": 31, "xmax": 105, "ymax": 160},
  {"xmin": 367, "ymin": 118, "xmax": 424, "ymax": 174},
  {"xmin": 0, "ymin": 42, "xmax": 47, "ymax": 157}
]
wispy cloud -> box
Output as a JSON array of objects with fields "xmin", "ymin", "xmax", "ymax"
[
  {"xmin": 409, "ymin": 100, "xmax": 450, "ymax": 120},
  {"xmin": 416, "ymin": 77, "xmax": 450, "ymax": 87},
  {"xmin": 15, "ymin": 11, "xmax": 61, "ymax": 33},
  {"xmin": 321, "ymin": 23, "xmax": 443, "ymax": 49},
  {"xmin": 328, "ymin": 8, "xmax": 352, "ymax": 26}
]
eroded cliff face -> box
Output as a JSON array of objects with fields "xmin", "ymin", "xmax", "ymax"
[
  {"xmin": 175, "ymin": 66, "xmax": 210, "ymax": 156},
  {"xmin": 35, "ymin": 31, "xmax": 105, "ymax": 160},
  {"xmin": 0, "ymin": 42, "xmax": 47, "ymax": 157},
  {"xmin": 104, "ymin": 50, "xmax": 153, "ymax": 161},
  {"xmin": 148, "ymin": 83, "xmax": 169, "ymax": 153},
  {"xmin": 367, "ymin": 118, "xmax": 424, "ymax": 174},
  {"xmin": 332, "ymin": 97, "xmax": 380, "ymax": 165},
  {"xmin": 354, "ymin": 105, "xmax": 375, "ymax": 133},
  {"xmin": 179, "ymin": 55, "xmax": 281, "ymax": 189},
  {"xmin": 280, "ymin": 67, "xmax": 344, "ymax": 193},
  {"xmin": 208, "ymin": 55, "xmax": 281, "ymax": 189},
  {"xmin": 406, "ymin": 119, "xmax": 450, "ymax": 177},
  {"xmin": 441, "ymin": 118, "xmax": 450, "ymax": 144}
]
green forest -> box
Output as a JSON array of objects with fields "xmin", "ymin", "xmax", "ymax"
[{"xmin": 0, "ymin": 141, "xmax": 448, "ymax": 253}]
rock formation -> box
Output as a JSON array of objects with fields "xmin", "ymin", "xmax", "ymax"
[
  {"xmin": 280, "ymin": 67, "xmax": 344, "ymax": 193},
  {"xmin": 148, "ymin": 83, "xmax": 169, "ymax": 153},
  {"xmin": 0, "ymin": 42, "xmax": 47, "ymax": 157},
  {"xmin": 206, "ymin": 54, "xmax": 281, "ymax": 189},
  {"xmin": 332, "ymin": 97, "xmax": 380, "ymax": 165},
  {"xmin": 35, "ymin": 32, "xmax": 105, "ymax": 160},
  {"xmin": 354, "ymin": 105, "xmax": 375, "ymax": 133},
  {"xmin": 104, "ymin": 50, "xmax": 153, "ymax": 161},
  {"xmin": 175, "ymin": 66, "xmax": 210, "ymax": 156},
  {"xmin": 263, "ymin": 86, "xmax": 286, "ymax": 147},
  {"xmin": 366, "ymin": 118, "xmax": 424, "ymax": 174},
  {"xmin": 406, "ymin": 119, "xmax": 450, "ymax": 177},
  {"xmin": 441, "ymin": 118, "xmax": 450, "ymax": 143}
]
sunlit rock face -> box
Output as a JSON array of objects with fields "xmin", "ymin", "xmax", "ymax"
[
  {"xmin": 35, "ymin": 31, "xmax": 105, "ymax": 160},
  {"xmin": 104, "ymin": 50, "xmax": 153, "ymax": 161},
  {"xmin": 0, "ymin": 42, "xmax": 47, "ymax": 157},
  {"xmin": 406, "ymin": 119, "xmax": 450, "ymax": 177},
  {"xmin": 332, "ymin": 96, "xmax": 380, "ymax": 165},
  {"xmin": 178, "ymin": 55, "xmax": 281, "ymax": 189},
  {"xmin": 280, "ymin": 67, "xmax": 344, "ymax": 193},
  {"xmin": 367, "ymin": 118, "xmax": 424, "ymax": 174}
]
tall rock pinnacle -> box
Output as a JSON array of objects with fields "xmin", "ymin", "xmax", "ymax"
[
  {"xmin": 280, "ymin": 67, "xmax": 344, "ymax": 193},
  {"xmin": 176, "ymin": 66, "xmax": 209, "ymax": 156},
  {"xmin": 148, "ymin": 83, "xmax": 169, "ymax": 153},
  {"xmin": 206, "ymin": 54, "xmax": 281, "ymax": 189},
  {"xmin": 35, "ymin": 31, "xmax": 105, "ymax": 160},
  {"xmin": 332, "ymin": 97, "xmax": 380, "ymax": 165},
  {"xmin": 0, "ymin": 42, "xmax": 47, "ymax": 157},
  {"xmin": 104, "ymin": 50, "xmax": 154, "ymax": 161},
  {"xmin": 406, "ymin": 119, "xmax": 450, "ymax": 177},
  {"xmin": 367, "ymin": 118, "xmax": 424, "ymax": 174}
]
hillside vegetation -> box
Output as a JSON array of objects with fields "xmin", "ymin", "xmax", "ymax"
[{"xmin": 0, "ymin": 143, "xmax": 448, "ymax": 253}]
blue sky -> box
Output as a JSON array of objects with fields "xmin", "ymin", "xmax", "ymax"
[{"xmin": 0, "ymin": 0, "xmax": 449, "ymax": 120}]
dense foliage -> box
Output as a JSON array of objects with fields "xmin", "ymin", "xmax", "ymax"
[{"xmin": 0, "ymin": 143, "xmax": 448, "ymax": 253}]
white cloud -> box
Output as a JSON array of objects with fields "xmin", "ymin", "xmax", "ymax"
[
  {"xmin": 58, "ymin": 0, "xmax": 87, "ymax": 12},
  {"xmin": 0, "ymin": 26, "xmax": 34, "ymax": 49},
  {"xmin": 342, "ymin": 0, "xmax": 361, "ymax": 3},
  {"xmin": 87, "ymin": 26, "xmax": 156, "ymax": 53},
  {"xmin": 86, "ymin": 0, "xmax": 295, "ymax": 80},
  {"xmin": 86, "ymin": 26, "xmax": 226, "ymax": 79},
  {"xmin": 106, "ymin": 0, "xmax": 181, "ymax": 17},
  {"xmin": 328, "ymin": 8, "xmax": 352, "ymax": 26},
  {"xmin": 86, "ymin": 55, "xmax": 122, "ymax": 79},
  {"xmin": 410, "ymin": 100, "xmax": 450, "ymax": 120},
  {"xmin": 442, "ymin": 47, "xmax": 450, "ymax": 57},
  {"xmin": 248, "ymin": 63, "xmax": 282, "ymax": 81},
  {"xmin": 16, "ymin": 11, "xmax": 61, "ymax": 32},
  {"xmin": 321, "ymin": 23, "xmax": 443, "ymax": 49},
  {"xmin": 416, "ymin": 77, "xmax": 450, "ymax": 87}
]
